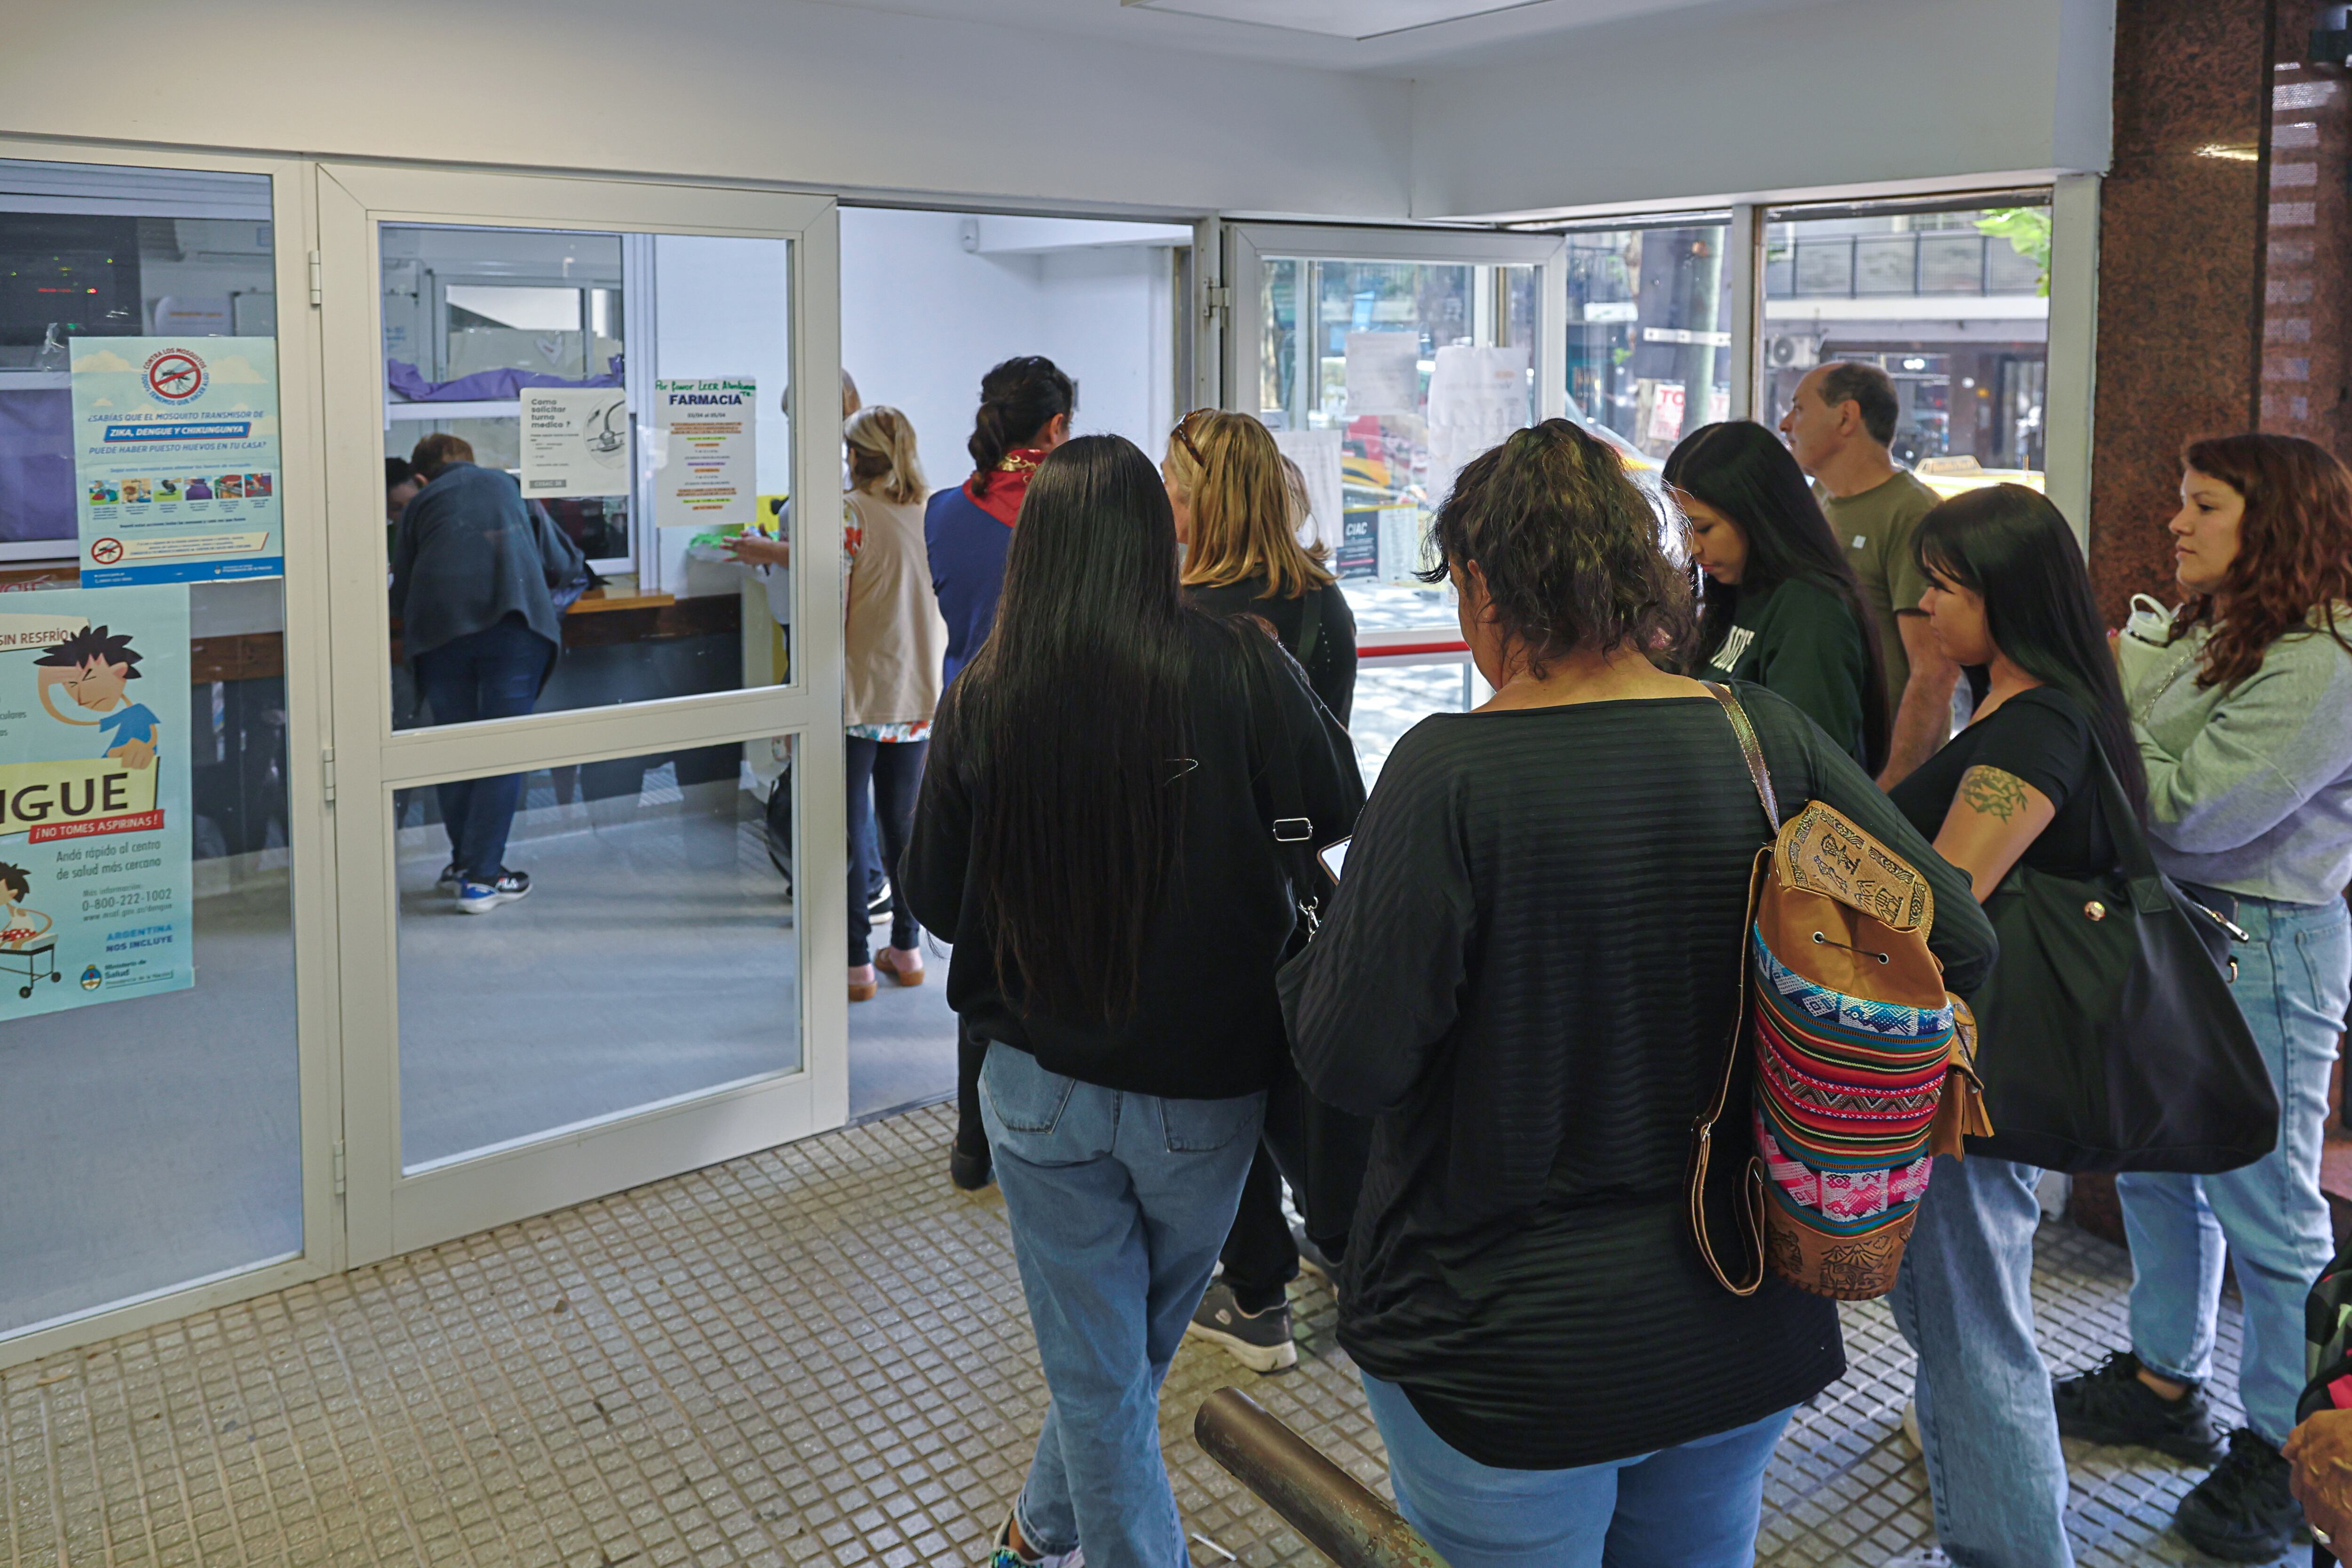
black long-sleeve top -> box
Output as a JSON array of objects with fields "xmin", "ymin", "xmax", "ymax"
[
  {"xmin": 1185, "ymin": 575, "xmax": 1358, "ymax": 724},
  {"xmin": 904, "ymin": 617, "xmax": 1365, "ymax": 1100},
  {"xmin": 1279, "ymin": 684, "xmax": 1997, "ymax": 1470}
]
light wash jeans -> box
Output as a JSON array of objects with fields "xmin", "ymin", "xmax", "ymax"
[
  {"xmin": 978, "ymin": 1041, "xmax": 1263, "ymax": 1568},
  {"xmin": 1890, "ymin": 1153, "xmax": 2074, "ymax": 1568},
  {"xmin": 1361, "ymin": 1373, "xmax": 1792, "ymax": 1567},
  {"xmin": 2115, "ymin": 893, "xmax": 2352, "ymax": 1445}
]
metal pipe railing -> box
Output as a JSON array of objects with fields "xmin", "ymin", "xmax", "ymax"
[{"xmin": 1192, "ymin": 1387, "xmax": 1450, "ymax": 1568}]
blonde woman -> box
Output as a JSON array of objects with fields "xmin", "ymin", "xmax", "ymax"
[
  {"xmin": 1166, "ymin": 410, "xmax": 1357, "ymax": 720},
  {"xmin": 837, "ymin": 406, "xmax": 949, "ymax": 1001},
  {"xmin": 1161, "ymin": 408, "xmax": 1358, "ymax": 1376}
]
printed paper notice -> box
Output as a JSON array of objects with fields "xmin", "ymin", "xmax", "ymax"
[
  {"xmin": 1343, "ymin": 333, "xmax": 1422, "ymax": 418},
  {"xmin": 0, "ymin": 586, "xmax": 193, "ymax": 1018},
  {"xmin": 522, "ymin": 387, "xmax": 631, "ymax": 498},
  {"xmin": 1271, "ymin": 428, "xmax": 1345, "ymax": 557},
  {"xmin": 652, "ymin": 378, "xmax": 755, "ymax": 527},
  {"xmin": 71, "ymin": 338, "xmax": 283, "ymax": 587}
]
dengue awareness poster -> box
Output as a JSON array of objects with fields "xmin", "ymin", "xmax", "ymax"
[
  {"xmin": 70, "ymin": 338, "xmax": 284, "ymax": 587},
  {"xmin": 652, "ymin": 377, "xmax": 755, "ymax": 527},
  {"xmin": 522, "ymin": 386, "xmax": 631, "ymax": 499},
  {"xmin": 0, "ymin": 586, "xmax": 193, "ymax": 1018}
]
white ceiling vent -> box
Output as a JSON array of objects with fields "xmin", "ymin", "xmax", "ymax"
[{"xmin": 1121, "ymin": 0, "xmax": 1549, "ymax": 40}]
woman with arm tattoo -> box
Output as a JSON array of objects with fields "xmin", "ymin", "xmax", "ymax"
[{"xmin": 1876, "ymin": 485, "xmax": 2144, "ymax": 1568}]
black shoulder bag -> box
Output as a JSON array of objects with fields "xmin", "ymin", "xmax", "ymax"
[
  {"xmin": 1243, "ymin": 639, "xmax": 1372, "ymax": 1261},
  {"xmin": 1966, "ymin": 747, "xmax": 2277, "ymax": 1173}
]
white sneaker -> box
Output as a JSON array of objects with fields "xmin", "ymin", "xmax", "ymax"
[
  {"xmin": 1901, "ymin": 1399, "xmax": 1923, "ymax": 1456},
  {"xmin": 1878, "ymin": 1549, "xmax": 1952, "ymax": 1567}
]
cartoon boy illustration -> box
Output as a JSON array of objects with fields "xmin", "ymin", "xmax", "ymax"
[
  {"xmin": 0, "ymin": 863, "xmax": 52, "ymax": 951},
  {"xmin": 35, "ymin": 625, "xmax": 159, "ymax": 770}
]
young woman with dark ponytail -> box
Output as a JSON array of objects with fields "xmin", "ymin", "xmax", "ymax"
[
  {"xmin": 925, "ymin": 356, "xmax": 1075, "ymax": 686},
  {"xmin": 924, "ymin": 357, "xmax": 1076, "ymax": 1192}
]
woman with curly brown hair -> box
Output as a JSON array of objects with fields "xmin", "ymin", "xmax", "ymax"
[
  {"xmin": 2053, "ymin": 433, "xmax": 2352, "ymax": 1564},
  {"xmin": 1279, "ymin": 420, "xmax": 1995, "ymax": 1564}
]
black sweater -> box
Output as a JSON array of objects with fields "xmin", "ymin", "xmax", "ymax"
[
  {"xmin": 1280, "ymin": 684, "xmax": 1997, "ymax": 1469},
  {"xmin": 904, "ymin": 618, "xmax": 1365, "ymax": 1100}
]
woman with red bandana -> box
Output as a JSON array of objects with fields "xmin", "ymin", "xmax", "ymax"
[
  {"xmin": 926, "ymin": 357, "xmax": 1074, "ymax": 687},
  {"xmin": 929, "ymin": 356, "xmax": 1074, "ymax": 1193}
]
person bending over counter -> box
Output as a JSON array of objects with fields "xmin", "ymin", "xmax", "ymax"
[{"xmin": 390, "ymin": 431, "xmax": 585, "ymax": 915}]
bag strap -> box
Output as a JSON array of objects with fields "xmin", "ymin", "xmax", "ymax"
[
  {"xmin": 1685, "ymin": 679, "xmax": 1777, "ymax": 1297},
  {"xmin": 1242, "ymin": 637, "xmax": 1325, "ymax": 932},
  {"xmin": 2082, "ymin": 736, "xmax": 2177, "ymax": 916},
  {"xmin": 1297, "ymin": 587, "xmax": 1324, "ymax": 669},
  {"xmin": 1702, "ymin": 681, "xmax": 1780, "ymax": 833}
]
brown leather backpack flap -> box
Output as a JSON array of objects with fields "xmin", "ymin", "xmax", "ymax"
[
  {"xmin": 1756, "ymin": 883, "xmax": 1950, "ymax": 1011},
  {"xmin": 1773, "ymin": 802, "xmax": 1936, "ymax": 938}
]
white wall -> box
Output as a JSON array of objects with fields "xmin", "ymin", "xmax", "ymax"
[
  {"xmin": 0, "ymin": 0, "xmax": 1411, "ymax": 223},
  {"xmin": 840, "ymin": 209, "xmax": 1175, "ymax": 493},
  {"xmin": 1408, "ymin": 0, "xmax": 2115, "ymax": 220}
]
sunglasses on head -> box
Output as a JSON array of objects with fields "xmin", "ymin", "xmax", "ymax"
[{"xmin": 1170, "ymin": 408, "xmax": 1216, "ymax": 469}]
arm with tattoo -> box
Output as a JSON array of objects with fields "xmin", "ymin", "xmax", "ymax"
[{"xmin": 1934, "ymin": 764, "xmax": 2058, "ymax": 903}]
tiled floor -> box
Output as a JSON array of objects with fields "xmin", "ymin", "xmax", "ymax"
[{"xmin": 0, "ymin": 1103, "xmax": 2299, "ymax": 1568}]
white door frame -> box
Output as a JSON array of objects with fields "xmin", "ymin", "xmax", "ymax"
[
  {"xmin": 0, "ymin": 136, "xmax": 344, "ymax": 1368},
  {"xmin": 315, "ymin": 164, "xmax": 847, "ymax": 1265},
  {"xmin": 1221, "ymin": 223, "xmax": 1569, "ymax": 424}
]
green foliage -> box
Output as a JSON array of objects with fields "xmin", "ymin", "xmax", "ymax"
[{"xmin": 1976, "ymin": 207, "xmax": 2052, "ymax": 297}]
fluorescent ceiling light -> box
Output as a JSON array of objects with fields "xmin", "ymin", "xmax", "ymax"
[{"xmin": 1123, "ymin": 0, "xmax": 1549, "ymax": 40}]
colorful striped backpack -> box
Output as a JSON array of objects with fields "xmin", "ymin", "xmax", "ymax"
[{"xmin": 1687, "ymin": 684, "xmax": 1989, "ymax": 1301}]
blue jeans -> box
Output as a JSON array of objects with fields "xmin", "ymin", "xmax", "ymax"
[
  {"xmin": 1890, "ymin": 1154, "xmax": 2074, "ymax": 1568},
  {"xmin": 1361, "ymin": 1373, "xmax": 1791, "ymax": 1568},
  {"xmin": 2115, "ymin": 893, "xmax": 2352, "ymax": 1444},
  {"xmin": 978, "ymin": 1042, "xmax": 1263, "ymax": 1568},
  {"xmin": 411, "ymin": 617, "xmax": 552, "ymax": 881},
  {"xmin": 843, "ymin": 735, "xmax": 924, "ymax": 964}
]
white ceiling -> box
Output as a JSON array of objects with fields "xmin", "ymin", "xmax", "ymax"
[{"xmin": 794, "ymin": 0, "xmax": 1740, "ymax": 71}]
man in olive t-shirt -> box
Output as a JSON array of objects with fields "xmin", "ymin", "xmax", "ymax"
[{"xmin": 1781, "ymin": 361, "xmax": 1957, "ymax": 787}]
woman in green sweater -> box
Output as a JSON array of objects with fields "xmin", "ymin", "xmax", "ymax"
[{"xmin": 1665, "ymin": 421, "xmax": 1890, "ymax": 773}]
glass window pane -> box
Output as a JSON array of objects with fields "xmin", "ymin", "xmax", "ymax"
[
  {"xmin": 1564, "ymin": 223, "xmax": 1732, "ymax": 470},
  {"xmin": 1762, "ymin": 202, "xmax": 2051, "ymax": 482},
  {"xmin": 396, "ymin": 736, "xmax": 801, "ymax": 1171},
  {"xmin": 384, "ymin": 225, "xmax": 794, "ymax": 730},
  {"xmin": 1256, "ymin": 256, "xmax": 1518, "ymax": 632},
  {"xmin": 1351, "ymin": 660, "xmax": 1472, "ymax": 787},
  {"xmin": 0, "ymin": 159, "xmax": 301, "ymax": 1342}
]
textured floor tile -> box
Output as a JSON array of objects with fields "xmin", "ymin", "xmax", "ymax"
[{"xmin": 0, "ymin": 1106, "xmax": 2301, "ymax": 1567}]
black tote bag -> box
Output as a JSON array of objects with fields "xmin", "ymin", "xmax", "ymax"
[{"xmin": 1966, "ymin": 750, "xmax": 2277, "ymax": 1174}]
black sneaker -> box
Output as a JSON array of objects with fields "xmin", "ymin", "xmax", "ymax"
[
  {"xmin": 437, "ymin": 861, "xmax": 463, "ymax": 889},
  {"xmin": 2052, "ymin": 1350, "xmax": 2225, "ymax": 1462},
  {"xmin": 949, "ymin": 1143, "xmax": 993, "ymax": 1192},
  {"xmin": 1185, "ymin": 1279, "xmax": 1297, "ymax": 1373},
  {"xmin": 2173, "ymin": 1427, "xmax": 2303, "ymax": 1563}
]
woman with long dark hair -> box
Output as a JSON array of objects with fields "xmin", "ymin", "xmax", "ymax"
[
  {"xmin": 1280, "ymin": 421, "xmax": 1993, "ymax": 1563},
  {"xmin": 903, "ymin": 436, "xmax": 1361, "ymax": 1568},
  {"xmin": 924, "ymin": 356, "xmax": 1075, "ymax": 1192},
  {"xmin": 2058, "ymin": 433, "xmax": 2352, "ymax": 1564},
  {"xmin": 1879, "ymin": 484, "xmax": 2142, "ymax": 1568},
  {"xmin": 1664, "ymin": 420, "xmax": 1889, "ymax": 772}
]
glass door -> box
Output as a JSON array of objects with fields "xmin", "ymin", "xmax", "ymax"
[
  {"xmin": 0, "ymin": 144, "xmax": 339, "ymax": 1365},
  {"xmin": 1225, "ymin": 224, "xmax": 1564, "ymax": 780},
  {"xmin": 317, "ymin": 166, "xmax": 845, "ymax": 1263}
]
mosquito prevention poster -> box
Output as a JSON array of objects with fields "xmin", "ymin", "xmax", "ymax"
[
  {"xmin": 71, "ymin": 337, "xmax": 285, "ymax": 587},
  {"xmin": 0, "ymin": 587, "xmax": 193, "ymax": 1016}
]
